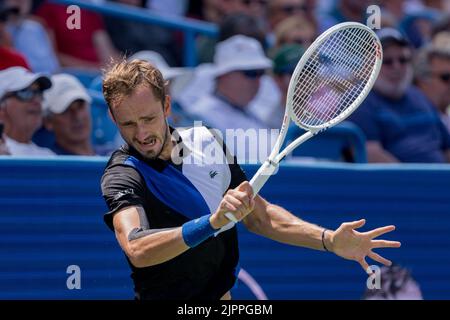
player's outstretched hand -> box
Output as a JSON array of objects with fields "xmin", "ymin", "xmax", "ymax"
[{"xmin": 327, "ymin": 219, "xmax": 401, "ymax": 273}]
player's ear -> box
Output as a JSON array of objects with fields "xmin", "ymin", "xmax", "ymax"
[{"xmin": 163, "ymin": 95, "xmax": 171, "ymax": 117}]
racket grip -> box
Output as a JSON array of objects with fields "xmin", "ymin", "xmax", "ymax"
[
  {"xmin": 224, "ymin": 160, "xmax": 278, "ymax": 223},
  {"xmin": 225, "ymin": 212, "xmax": 239, "ymax": 223}
]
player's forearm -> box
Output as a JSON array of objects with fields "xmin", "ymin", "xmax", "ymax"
[
  {"xmin": 127, "ymin": 228, "xmax": 189, "ymax": 268},
  {"xmin": 247, "ymin": 203, "xmax": 331, "ymax": 251}
]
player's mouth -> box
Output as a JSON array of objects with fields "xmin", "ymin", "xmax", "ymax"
[{"xmin": 138, "ymin": 138, "xmax": 158, "ymax": 150}]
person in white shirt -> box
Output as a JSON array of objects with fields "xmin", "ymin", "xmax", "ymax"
[
  {"xmin": 188, "ymin": 35, "xmax": 273, "ymax": 132},
  {"xmin": 0, "ymin": 66, "xmax": 55, "ymax": 156},
  {"xmin": 187, "ymin": 35, "xmax": 279, "ymax": 163},
  {"xmin": 42, "ymin": 74, "xmax": 97, "ymax": 156}
]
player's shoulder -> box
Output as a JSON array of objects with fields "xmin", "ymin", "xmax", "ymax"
[{"xmin": 101, "ymin": 146, "xmax": 143, "ymax": 186}]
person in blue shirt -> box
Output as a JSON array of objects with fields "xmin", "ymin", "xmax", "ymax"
[{"xmin": 348, "ymin": 28, "xmax": 450, "ymax": 163}]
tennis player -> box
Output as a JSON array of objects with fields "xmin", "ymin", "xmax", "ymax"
[{"xmin": 100, "ymin": 60, "xmax": 401, "ymax": 300}]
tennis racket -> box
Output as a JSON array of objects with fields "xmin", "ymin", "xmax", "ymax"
[{"xmin": 225, "ymin": 22, "xmax": 383, "ymax": 223}]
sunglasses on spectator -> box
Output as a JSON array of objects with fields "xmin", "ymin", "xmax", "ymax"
[
  {"xmin": 382, "ymin": 56, "xmax": 412, "ymax": 66},
  {"xmin": 3, "ymin": 87, "xmax": 43, "ymax": 102},
  {"xmin": 241, "ymin": 69, "xmax": 265, "ymax": 78},
  {"xmin": 276, "ymin": 4, "xmax": 307, "ymax": 14},
  {"xmin": 432, "ymin": 72, "xmax": 450, "ymax": 84}
]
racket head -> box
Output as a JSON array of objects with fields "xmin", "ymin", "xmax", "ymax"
[{"xmin": 286, "ymin": 22, "xmax": 383, "ymax": 132}]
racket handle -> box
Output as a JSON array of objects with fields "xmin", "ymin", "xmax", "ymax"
[
  {"xmin": 225, "ymin": 160, "xmax": 279, "ymax": 223},
  {"xmin": 249, "ymin": 160, "xmax": 279, "ymax": 196},
  {"xmin": 225, "ymin": 212, "xmax": 239, "ymax": 223}
]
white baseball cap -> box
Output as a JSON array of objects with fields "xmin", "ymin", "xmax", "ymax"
[
  {"xmin": 213, "ymin": 35, "xmax": 273, "ymax": 77},
  {"xmin": 128, "ymin": 50, "xmax": 188, "ymax": 80},
  {"xmin": 0, "ymin": 66, "xmax": 52, "ymax": 100},
  {"xmin": 43, "ymin": 74, "xmax": 92, "ymax": 115}
]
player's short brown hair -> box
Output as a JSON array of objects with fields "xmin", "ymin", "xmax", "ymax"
[{"xmin": 102, "ymin": 59, "xmax": 167, "ymax": 113}]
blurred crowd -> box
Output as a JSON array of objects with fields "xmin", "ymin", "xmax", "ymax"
[{"xmin": 0, "ymin": 0, "xmax": 449, "ymax": 163}]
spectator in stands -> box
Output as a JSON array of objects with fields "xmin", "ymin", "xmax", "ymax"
[
  {"xmin": 266, "ymin": 0, "xmax": 310, "ymax": 47},
  {"xmin": 0, "ymin": 66, "xmax": 54, "ymax": 156},
  {"xmin": 268, "ymin": 43, "xmax": 305, "ymax": 127},
  {"xmin": 348, "ymin": 28, "xmax": 450, "ymax": 163},
  {"xmin": 267, "ymin": 0, "xmax": 307, "ymax": 31},
  {"xmin": 188, "ymin": 35, "xmax": 272, "ymax": 132},
  {"xmin": 0, "ymin": 3, "xmax": 30, "ymax": 70},
  {"xmin": 42, "ymin": 74, "xmax": 97, "ymax": 156},
  {"xmin": 363, "ymin": 264, "xmax": 423, "ymax": 300},
  {"xmin": 35, "ymin": 1, "xmax": 118, "ymax": 70},
  {"xmin": 321, "ymin": 0, "xmax": 371, "ymax": 30},
  {"xmin": 104, "ymin": 0, "xmax": 179, "ymax": 66},
  {"xmin": 197, "ymin": 12, "xmax": 267, "ymax": 64},
  {"xmin": 4, "ymin": 0, "xmax": 59, "ymax": 73},
  {"xmin": 415, "ymin": 34, "xmax": 450, "ymax": 131},
  {"xmin": 202, "ymin": 0, "xmax": 268, "ymax": 25},
  {"xmin": 271, "ymin": 14, "xmax": 316, "ymax": 56}
]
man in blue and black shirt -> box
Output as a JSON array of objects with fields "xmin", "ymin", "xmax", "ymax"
[{"xmin": 100, "ymin": 59, "xmax": 401, "ymax": 300}]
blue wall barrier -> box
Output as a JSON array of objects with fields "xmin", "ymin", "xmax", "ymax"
[{"xmin": 0, "ymin": 157, "xmax": 449, "ymax": 299}]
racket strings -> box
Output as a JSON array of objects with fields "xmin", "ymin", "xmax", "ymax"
[
  {"xmin": 295, "ymin": 30, "xmax": 374, "ymax": 125},
  {"xmin": 291, "ymin": 27, "xmax": 378, "ymax": 128}
]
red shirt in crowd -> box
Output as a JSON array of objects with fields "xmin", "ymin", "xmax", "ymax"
[
  {"xmin": 35, "ymin": 2, "xmax": 105, "ymax": 63},
  {"xmin": 0, "ymin": 46, "xmax": 30, "ymax": 70}
]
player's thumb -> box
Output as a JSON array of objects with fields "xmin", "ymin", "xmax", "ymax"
[{"xmin": 237, "ymin": 181, "xmax": 254, "ymax": 197}]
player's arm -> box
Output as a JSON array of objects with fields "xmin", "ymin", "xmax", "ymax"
[
  {"xmin": 112, "ymin": 184, "xmax": 254, "ymax": 268},
  {"xmin": 112, "ymin": 206, "xmax": 189, "ymax": 268},
  {"xmin": 242, "ymin": 195, "xmax": 329, "ymax": 251},
  {"xmin": 239, "ymin": 187, "xmax": 400, "ymax": 272}
]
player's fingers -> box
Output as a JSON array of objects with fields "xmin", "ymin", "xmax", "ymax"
[
  {"xmin": 344, "ymin": 219, "xmax": 366, "ymax": 230},
  {"xmin": 371, "ymin": 240, "xmax": 401, "ymax": 249},
  {"xmin": 237, "ymin": 181, "xmax": 254, "ymax": 197},
  {"xmin": 249, "ymin": 198, "xmax": 256, "ymax": 211},
  {"xmin": 368, "ymin": 251, "xmax": 392, "ymax": 267},
  {"xmin": 366, "ymin": 225, "xmax": 396, "ymax": 239},
  {"xmin": 227, "ymin": 190, "xmax": 251, "ymax": 207},
  {"xmin": 358, "ymin": 258, "xmax": 370, "ymax": 274},
  {"xmin": 223, "ymin": 200, "xmax": 237, "ymax": 213},
  {"xmin": 224, "ymin": 195, "xmax": 250, "ymax": 217},
  {"xmin": 224, "ymin": 194, "xmax": 242, "ymax": 210}
]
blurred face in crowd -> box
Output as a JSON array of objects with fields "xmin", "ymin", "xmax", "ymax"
[
  {"xmin": 374, "ymin": 44, "xmax": 413, "ymax": 99},
  {"xmin": 5, "ymin": 0, "xmax": 31, "ymax": 16},
  {"xmin": 278, "ymin": 27, "xmax": 315, "ymax": 49},
  {"xmin": 204, "ymin": 0, "xmax": 268, "ymax": 23},
  {"xmin": 217, "ymin": 69, "xmax": 265, "ymax": 108},
  {"xmin": 0, "ymin": 82, "xmax": 44, "ymax": 142},
  {"xmin": 111, "ymin": 85, "xmax": 172, "ymax": 161},
  {"xmin": 420, "ymin": 56, "xmax": 450, "ymax": 112},
  {"xmin": 273, "ymin": 71, "xmax": 292, "ymax": 108},
  {"xmin": 268, "ymin": 0, "xmax": 307, "ymax": 29},
  {"xmin": 116, "ymin": 0, "xmax": 142, "ymax": 7},
  {"xmin": 45, "ymin": 100, "xmax": 92, "ymax": 146}
]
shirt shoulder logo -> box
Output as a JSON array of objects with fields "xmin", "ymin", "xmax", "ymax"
[{"xmin": 113, "ymin": 188, "xmax": 135, "ymax": 201}]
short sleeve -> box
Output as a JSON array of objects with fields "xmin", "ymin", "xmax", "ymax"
[
  {"xmin": 348, "ymin": 93, "xmax": 381, "ymax": 141},
  {"xmin": 100, "ymin": 165, "xmax": 147, "ymax": 230}
]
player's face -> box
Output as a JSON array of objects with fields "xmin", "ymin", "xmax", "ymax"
[{"xmin": 112, "ymin": 85, "xmax": 171, "ymax": 160}]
